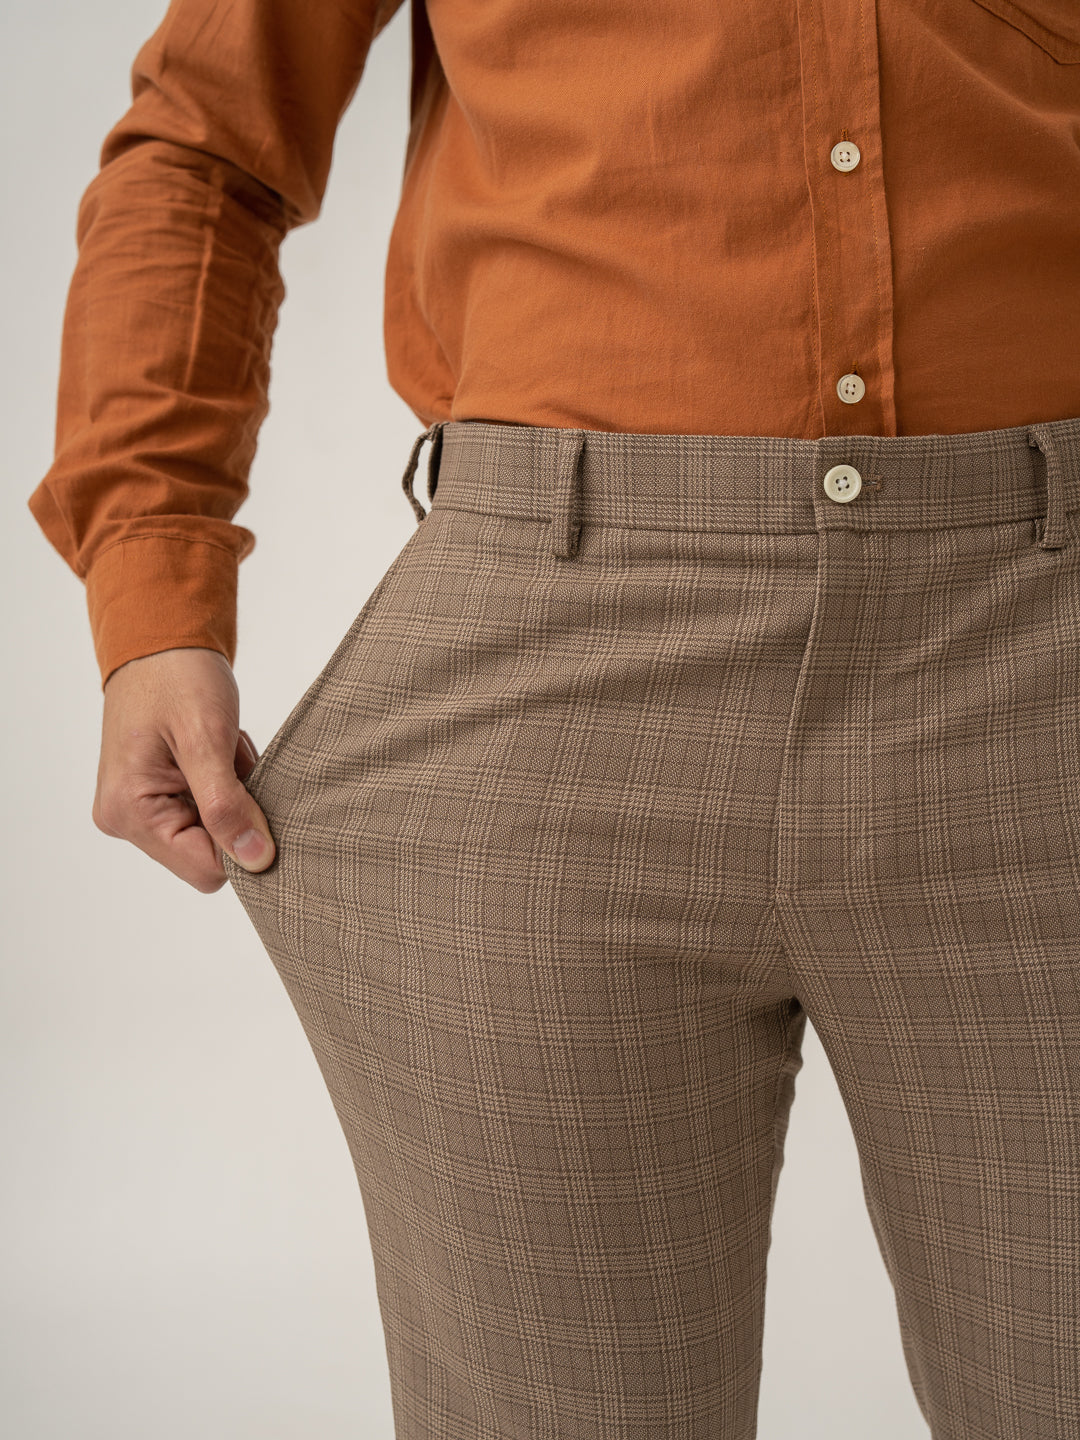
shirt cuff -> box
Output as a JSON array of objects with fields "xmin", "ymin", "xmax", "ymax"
[{"xmin": 86, "ymin": 535, "xmax": 243, "ymax": 692}]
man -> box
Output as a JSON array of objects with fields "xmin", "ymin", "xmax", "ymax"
[{"xmin": 28, "ymin": 1, "xmax": 1080, "ymax": 1435}]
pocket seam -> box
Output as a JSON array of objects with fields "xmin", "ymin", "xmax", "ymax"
[
  {"xmin": 969, "ymin": 0, "xmax": 1080, "ymax": 63},
  {"xmin": 239, "ymin": 518, "xmax": 432, "ymax": 800}
]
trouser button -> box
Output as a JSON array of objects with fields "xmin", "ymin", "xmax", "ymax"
[{"xmin": 823, "ymin": 463, "xmax": 863, "ymax": 503}]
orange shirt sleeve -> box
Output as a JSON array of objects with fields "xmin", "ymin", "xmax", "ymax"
[{"xmin": 28, "ymin": 0, "xmax": 404, "ymax": 691}]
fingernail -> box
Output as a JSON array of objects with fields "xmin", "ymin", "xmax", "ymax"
[{"xmin": 232, "ymin": 828, "xmax": 267, "ymax": 867}]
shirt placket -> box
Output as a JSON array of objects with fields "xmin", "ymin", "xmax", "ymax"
[{"xmin": 796, "ymin": 0, "xmax": 898, "ymax": 438}]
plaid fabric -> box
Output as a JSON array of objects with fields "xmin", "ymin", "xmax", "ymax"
[{"xmin": 224, "ymin": 415, "xmax": 1080, "ymax": 1439}]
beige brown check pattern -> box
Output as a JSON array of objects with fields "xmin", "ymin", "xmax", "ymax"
[{"xmin": 223, "ymin": 416, "xmax": 1080, "ymax": 1439}]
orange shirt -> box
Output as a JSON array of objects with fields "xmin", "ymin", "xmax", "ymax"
[{"xmin": 27, "ymin": 0, "xmax": 1080, "ymax": 691}]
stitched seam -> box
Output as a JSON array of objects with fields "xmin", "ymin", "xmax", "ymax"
[
  {"xmin": 429, "ymin": 501, "xmax": 1067, "ymax": 539},
  {"xmin": 91, "ymin": 532, "xmax": 244, "ymax": 565}
]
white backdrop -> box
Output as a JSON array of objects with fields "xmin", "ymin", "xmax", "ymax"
[{"xmin": 2, "ymin": 2, "xmax": 927, "ymax": 1435}]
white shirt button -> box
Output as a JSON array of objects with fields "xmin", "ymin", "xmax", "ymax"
[
  {"xmin": 830, "ymin": 140, "xmax": 861, "ymax": 172},
  {"xmin": 823, "ymin": 464, "xmax": 863, "ymax": 503},
  {"xmin": 836, "ymin": 372, "xmax": 866, "ymax": 404}
]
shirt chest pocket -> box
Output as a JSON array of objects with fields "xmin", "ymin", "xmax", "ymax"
[{"xmin": 970, "ymin": 0, "xmax": 1080, "ymax": 62}]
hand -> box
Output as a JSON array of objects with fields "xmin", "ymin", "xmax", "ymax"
[{"xmin": 93, "ymin": 646, "xmax": 277, "ymax": 892}]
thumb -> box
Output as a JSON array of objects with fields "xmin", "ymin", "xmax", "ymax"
[{"xmin": 183, "ymin": 739, "xmax": 277, "ymax": 873}]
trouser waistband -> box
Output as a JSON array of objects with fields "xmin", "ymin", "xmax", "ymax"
[{"xmin": 400, "ymin": 415, "xmax": 1080, "ymax": 556}]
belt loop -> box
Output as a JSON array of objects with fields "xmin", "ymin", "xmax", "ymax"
[
  {"xmin": 1027, "ymin": 422, "xmax": 1069, "ymax": 551},
  {"xmin": 425, "ymin": 420, "xmax": 447, "ymax": 505},
  {"xmin": 550, "ymin": 429, "xmax": 586, "ymax": 559},
  {"xmin": 400, "ymin": 420, "xmax": 446, "ymax": 523}
]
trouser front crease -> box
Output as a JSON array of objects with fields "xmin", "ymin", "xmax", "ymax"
[{"xmin": 224, "ymin": 415, "xmax": 1080, "ymax": 1440}]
